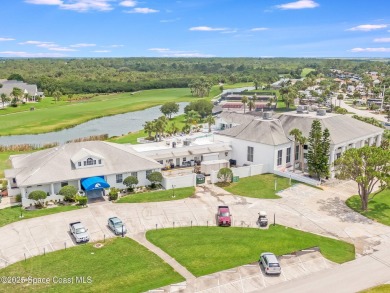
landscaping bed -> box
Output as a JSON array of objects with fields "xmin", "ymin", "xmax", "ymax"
[
  {"xmin": 346, "ymin": 190, "xmax": 390, "ymax": 226},
  {"xmin": 146, "ymin": 226, "xmax": 355, "ymax": 277},
  {"xmin": 0, "ymin": 237, "xmax": 184, "ymax": 293},
  {"xmin": 116, "ymin": 187, "xmax": 195, "ymax": 203}
]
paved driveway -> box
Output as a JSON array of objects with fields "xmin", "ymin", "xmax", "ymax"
[{"xmin": 1, "ymin": 181, "xmax": 390, "ymax": 292}]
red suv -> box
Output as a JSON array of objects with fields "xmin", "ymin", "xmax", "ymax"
[{"xmin": 217, "ymin": 206, "xmax": 232, "ymax": 226}]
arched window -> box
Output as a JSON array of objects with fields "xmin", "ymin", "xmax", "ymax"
[{"xmin": 86, "ymin": 158, "xmax": 94, "ymax": 166}]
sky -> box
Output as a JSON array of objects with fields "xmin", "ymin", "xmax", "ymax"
[{"xmin": 1, "ymin": 0, "xmax": 390, "ymax": 58}]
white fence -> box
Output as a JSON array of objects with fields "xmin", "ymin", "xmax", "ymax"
[
  {"xmin": 273, "ymin": 169, "xmax": 321, "ymax": 186},
  {"xmin": 162, "ymin": 173, "xmax": 197, "ymax": 190},
  {"xmin": 210, "ymin": 164, "xmax": 266, "ymax": 183}
]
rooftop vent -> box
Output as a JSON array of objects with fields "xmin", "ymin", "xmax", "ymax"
[{"xmin": 317, "ymin": 108, "xmax": 326, "ymax": 116}]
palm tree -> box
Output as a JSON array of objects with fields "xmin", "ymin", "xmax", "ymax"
[
  {"xmin": 205, "ymin": 115, "xmax": 215, "ymax": 132},
  {"xmin": 337, "ymin": 94, "xmax": 344, "ymax": 107},
  {"xmin": 185, "ymin": 110, "xmax": 200, "ymax": 132},
  {"xmin": 247, "ymin": 99, "xmax": 255, "ymax": 112},
  {"xmin": 289, "ymin": 128, "xmax": 302, "ymax": 172},
  {"xmin": 11, "ymin": 87, "xmax": 22, "ymax": 103},
  {"xmin": 241, "ymin": 96, "xmax": 248, "ymax": 113},
  {"xmin": 154, "ymin": 116, "xmax": 168, "ymax": 140},
  {"xmin": 1, "ymin": 93, "xmax": 9, "ymax": 108},
  {"xmin": 143, "ymin": 121, "xmax": 155, "ymax": 139},
  {"xmin": 53, "ymin": 90, "xmax": 62, "ymax": 104},
  {"xmin": 167, "ymin": 122, "xmax": 179, "ymax": 136}
]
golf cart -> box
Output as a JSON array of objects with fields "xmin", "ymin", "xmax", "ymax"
[{"xmin": 257, "ymin": 211, "xmax": 268, "ymax": 227}]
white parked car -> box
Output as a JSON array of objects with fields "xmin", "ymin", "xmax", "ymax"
[{"xmin": 259, "ymin": 252, "xmax": 281, "ymax": 275}]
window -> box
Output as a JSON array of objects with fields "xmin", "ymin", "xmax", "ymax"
[
  {"xmin": 98, "ymin": 159, "xmax": 101, "ymax": 164},
  {"xmin": 158, "ymin": 160, "xmax": 163, "ymax": 165},
  {"xmin": 225, "ymin": 152, "xmax": 229, "ymax": 157},
  {"xmin": 295, "ymin": 145, "xmax": 299, "ymax": 160},
  {"xmin": 131, "ymin": 172, "xmax": 138, "ymax": 179},
  {"xmin": 146, "ymin": 170, "xmax": 152, "ymax": 177},
  {"xmin": 286, "ymin": 148, "xmax": 291, "ymax": 163},
  {"xmin": 277, "ymin": 150, "xmax": 282, "ymax": 166},
  {"xmin": 78, "ymin": 162, "xmax": 81, "ymax": 167},
  {"xmin": 336, "ymin": 153, "xmax": 341, "ymax": 159},
  {"xmin": 303, "ymin": 145, "xmax": 308, "ymax": 150},
  {"xmin": 61, "ymin": 182, "xmax": 68, "ymax": 187},
  {"xmin": 182, "ymin": 157, "xmax": 187, "ymax": 162},
  {"xmin": 86, "ymin": 158, "xmax": 94, "ymax": 166},
  {"xmin": 247, "ymin": 146, "xmax": 254, "ymax": 162},
  {"xmin": 116, "ymin": 174, "xmax": 123, "ymax": 183}
]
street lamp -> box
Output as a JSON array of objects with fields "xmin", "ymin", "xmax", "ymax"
[{"xmin": 172, "ymin": 185, "xmax": 176, "ymax": 198}]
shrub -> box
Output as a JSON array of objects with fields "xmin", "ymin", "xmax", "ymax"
[
  {"xmin": 15, "ymin": 194, "xmax": 22, "ymax": 203},
  {"xmin": 217, "ymin": 167, "xmax": 233, "ymax": 183},
  {"xmin": 109, "ymin": 187, "xmax": 120, "ymax": 201},
  {"xmin": 75, "ymin": 195, "xmax": 87, "ymax": 206},
  {"xmin": 147, "ymin": 171, "xmax": 163, "ymax": 188},
  {"xmin": 123, "ymin": 176, "xmax": 139, "ymax": 192},
  {"xmin": 58, "ymin": 185, "xmax": 78, "ymax": 202},
  {"xmin": 28, "ymin": 190, "xmax": 47, "ymax": 207}
]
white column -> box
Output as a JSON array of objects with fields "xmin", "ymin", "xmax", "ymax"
[
  {"xmin": 369, "ymin": 137, "xmax": 374, "ymax": 146},
  {"xmin": 329, "ymin": 149, "xmax": 335, "ymax": 165},
  {"xmin": 351, "ymin": 142, "xmax": 356, "ymax": 149},
  {"xmin": 51, "ymin": 183, "xmax": 55, "ymax": 195},
  {"xmin": 376, "ymin": 135, "xmax": 382, "ymax": 146},
  {"xmin": 21, "ymin": 187, "xmax": 27, "ymax": 198},
  {"xmin": 341, "ymin": 146, "xmax": 346, "ymax": 153}
]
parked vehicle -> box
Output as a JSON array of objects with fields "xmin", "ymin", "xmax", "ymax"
[
  {"xmin": 69, "ymin": 221, "xmax": 90, "ymax": 243},
  {"xmin": 259, "ymin": 252, "xmax": 281, "ymax": 275},
  {"xmin": 257, "ymin": 211, "xmax": 268, "ymax": 227},
  {"xmin": 108, "ymin": 217, "xmax": 127, "ymax": 235},
  {"xmin": 217, "ymin": 206, "xmax": 232, "ymax": 226}
]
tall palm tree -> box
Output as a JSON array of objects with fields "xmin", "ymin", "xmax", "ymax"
[
  {"xmin": 143, "ymin": 121, "xmax": 155, "ymax": 139},
  {"xmin": 337, "ymin": 94, "xmax": 344, "ymax": 107},
  {"xmin": 53, "ymin": 90, "xmax": 62, "ymax": 104},
  {"xmin": 205, "ymin": 115, "xmax": 215, "ymax": 132},
  {"xmin": 241, "ymin": 96, "xmax": 248, "ymax": 113},
  {"xmin": 11, "ymin": 87, "xmax": 22, "ymax": 102},
  {"xmin": 297, "ymin": 135, "xmax": 307, "ymax": 172},
  {"xmin": 185, "ymin": 110, "xmax": 201, "ymax": 132},
  {"xmin": 289, "ymin": 128, "xmax": 302, "ymax": 172},
  {"xmin": 247, "ymin": 99, "xmax": 255, "ymax": 112},
  {"xmin": 0, "ymin": 93, "xmax": 9, "ymax": 108}
]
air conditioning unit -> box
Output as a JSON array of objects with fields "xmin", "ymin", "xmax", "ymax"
[
  {"xmin": 263, "ymin": 112, "xmax": 272, "ymax": 120},
  {"xmin": 317, "ymin": 108, "xmax": 326, "ymax": 116}
]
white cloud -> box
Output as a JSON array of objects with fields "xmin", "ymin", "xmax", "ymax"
[
  {"xmin": 276, "ymin": 0, "xmax": 319, "ymax": 10},
  {"xmin": 0, "ymin": 37, "xmax": 15, "ymax": 41},
  {"xmin": 347, "ymin": 24, "xmax": 387, "ymax": 31},
  {"xmin": 0, "ymin": 51, "xmax": 66, "ymax": 57},
  {"xmin": 148, "ymin": 48, "xmax": 214, "ymax": 57},
  {"xmin": 19, "ymin": 40, "xmax": 54, "ymax": 45},
  {"xmin": 25, "ymin": 0, "xmax": 114, "ymax": 12},
  {"xmin": 125, "ymin": 7, "xmax": 159, "ymax": 14},
  {"xmin": 70, "ymin": 43, "xmax": 96, "ymax": 47},
  {"xmin": 160, "ymin": 18, "xmax": 180, "ymax": 23},
  {"xmin": 250, "ymin": 27, "xmax": 269, "ymax": 31},
  {"xmin": 119, "ymin": 0, "xmax": 136, "ymax": 7},
  {"xmin": 189, "ymin": 26, "xmax": 227, "ymax": 31},
  {"xmin": 37, "ymin": 43, "xmax": 58, "ymax": 48},
  {"xmin": 48, "ymin": 47, "xmax": 77, "ymax": 51},
  {"xmin": 373, "ymin": 38, "xmax": 390, "ymax": 43},
  {"xmin": 108, "ymin": 44, "xmax": 124, "ymax": 48},
  {"xmin": 350, "ymin": 47, "xmax": 390, "ymax": 52},
  {"xmin": 92, "ymin": 50, "xmax": 110, "ymax": 53},
  {"xmin": 221, "ymin": 29, "xmax": 238, "ymax": 34}
]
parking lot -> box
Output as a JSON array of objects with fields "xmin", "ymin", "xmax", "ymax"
[{"xmin": 155, "ymin": 250, "xmax": 335, "ymax": 292}]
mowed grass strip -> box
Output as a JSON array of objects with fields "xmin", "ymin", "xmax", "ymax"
[
  {"xmin": 221, "ymin": 174, "xmax": 299, "ymax": 199},
  {"xmin": 146, "ymin": 226, "xmax": 355, "ymax": 276},
  {"xmin": 0, "ymin": 237, "xmax": 184, "ymax": 293},
  {"xmin": 116, "ymin": 187, "xmax": 195, "ymax": 203},
  {"xmin": 0, "ymin": 205, "xmax": 81, "ymax": 228},
  {"xmin": 346, "ymin": 190, "xmax": 390, "ymax": 226},
  {"xmin": 361, "ymin": 285, "xmax": 390, "ymax": 293}
]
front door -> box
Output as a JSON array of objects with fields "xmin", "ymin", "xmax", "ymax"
[{"xmin": 176, "ymin": 158, "xmax": 180, "ymax": 166}]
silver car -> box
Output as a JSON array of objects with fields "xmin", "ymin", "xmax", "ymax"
[
  {"xmin": 108, "ymin": 217, "xmax": 127, "ymax": 235},
  {"xmin": 259, "ymin": 252, "xmax": 281, "ymax": 275}
]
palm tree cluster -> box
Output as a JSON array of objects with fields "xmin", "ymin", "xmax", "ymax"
[{"xmin": 188, "ymin": 77, "xmax": 213, "ymax": 97}]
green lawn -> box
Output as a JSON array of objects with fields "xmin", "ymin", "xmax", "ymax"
[
  {"xmin": 346, "ymin": 189, "xmax": 390, "ymax": 226},
  {"xmin": 361, "ymin": 285, "xmax": 390, "ymax": 293},
  {"xmin": 0, "ymin": 237, "xmax": 184, "ymax": 293},
  {"xmin": 0, "ymin": 88, "xmax": 194, "ymax": 136},
  {"xmin": 146, "ymin": 226, "xmax": 355, "ymax": 276},
  {"xmin": 0, "ymin": 205, "xmax": 82, "ymax": 228},
  {"xmin": 301, "ymin": 67, "xmax": 315, "ymax": 77},
  {"xmin": 220, "ymin": 174, "xmax": 301, "ymax": 199},
  {"xmin": 116, "ymin": 187, "xmax": 195, "ymax": 203}
]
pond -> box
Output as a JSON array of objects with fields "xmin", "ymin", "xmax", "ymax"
[{"xmin": 0, "ymin": 102, "xmax": 188, "ymax": 146}]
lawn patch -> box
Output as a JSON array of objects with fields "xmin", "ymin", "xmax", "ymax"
[
  {"xmin": 220, "ymin": 174, "xmax": 299, "ymax": 199},
  {"xmin": 0, "ymin": 205, "xmax": 82, "ymax": 228},
  {"xmin": 0, "ymin": 237, "xmax": 184, "ymax": 293},
  {"xmin": 346, "ymin": 190, "xmax": 390, "ymax": 226},
  {"xmin": 146, "ymin": 226, "xmax": 355, "ymax": 276},
  {"xmin": 361, "ymin": 284, "xmax": 390, "ymax": 293},
  {"xmin": 116, "ymin": 187, "xmax": 195, "ymax": 203}
]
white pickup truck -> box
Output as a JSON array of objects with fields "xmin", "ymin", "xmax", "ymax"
[{"xmin": 69, "ymin": 221, "xmax": 90, "ymax": 243}]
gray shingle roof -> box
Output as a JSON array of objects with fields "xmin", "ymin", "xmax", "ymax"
[
  {"xmin": 277, "ymin": 112, "xmax": 384, "ymax": 145},
  {"xmin": 0, "ymin": 80, "xmax": 38, "ymax": 97},
  {"xmin": 5, "ymin": 141, "xmax": 162, "ymax": 186},
  {"xmin": 218, "ymin": 118, "xmax": 290, "ymax": 145}
]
